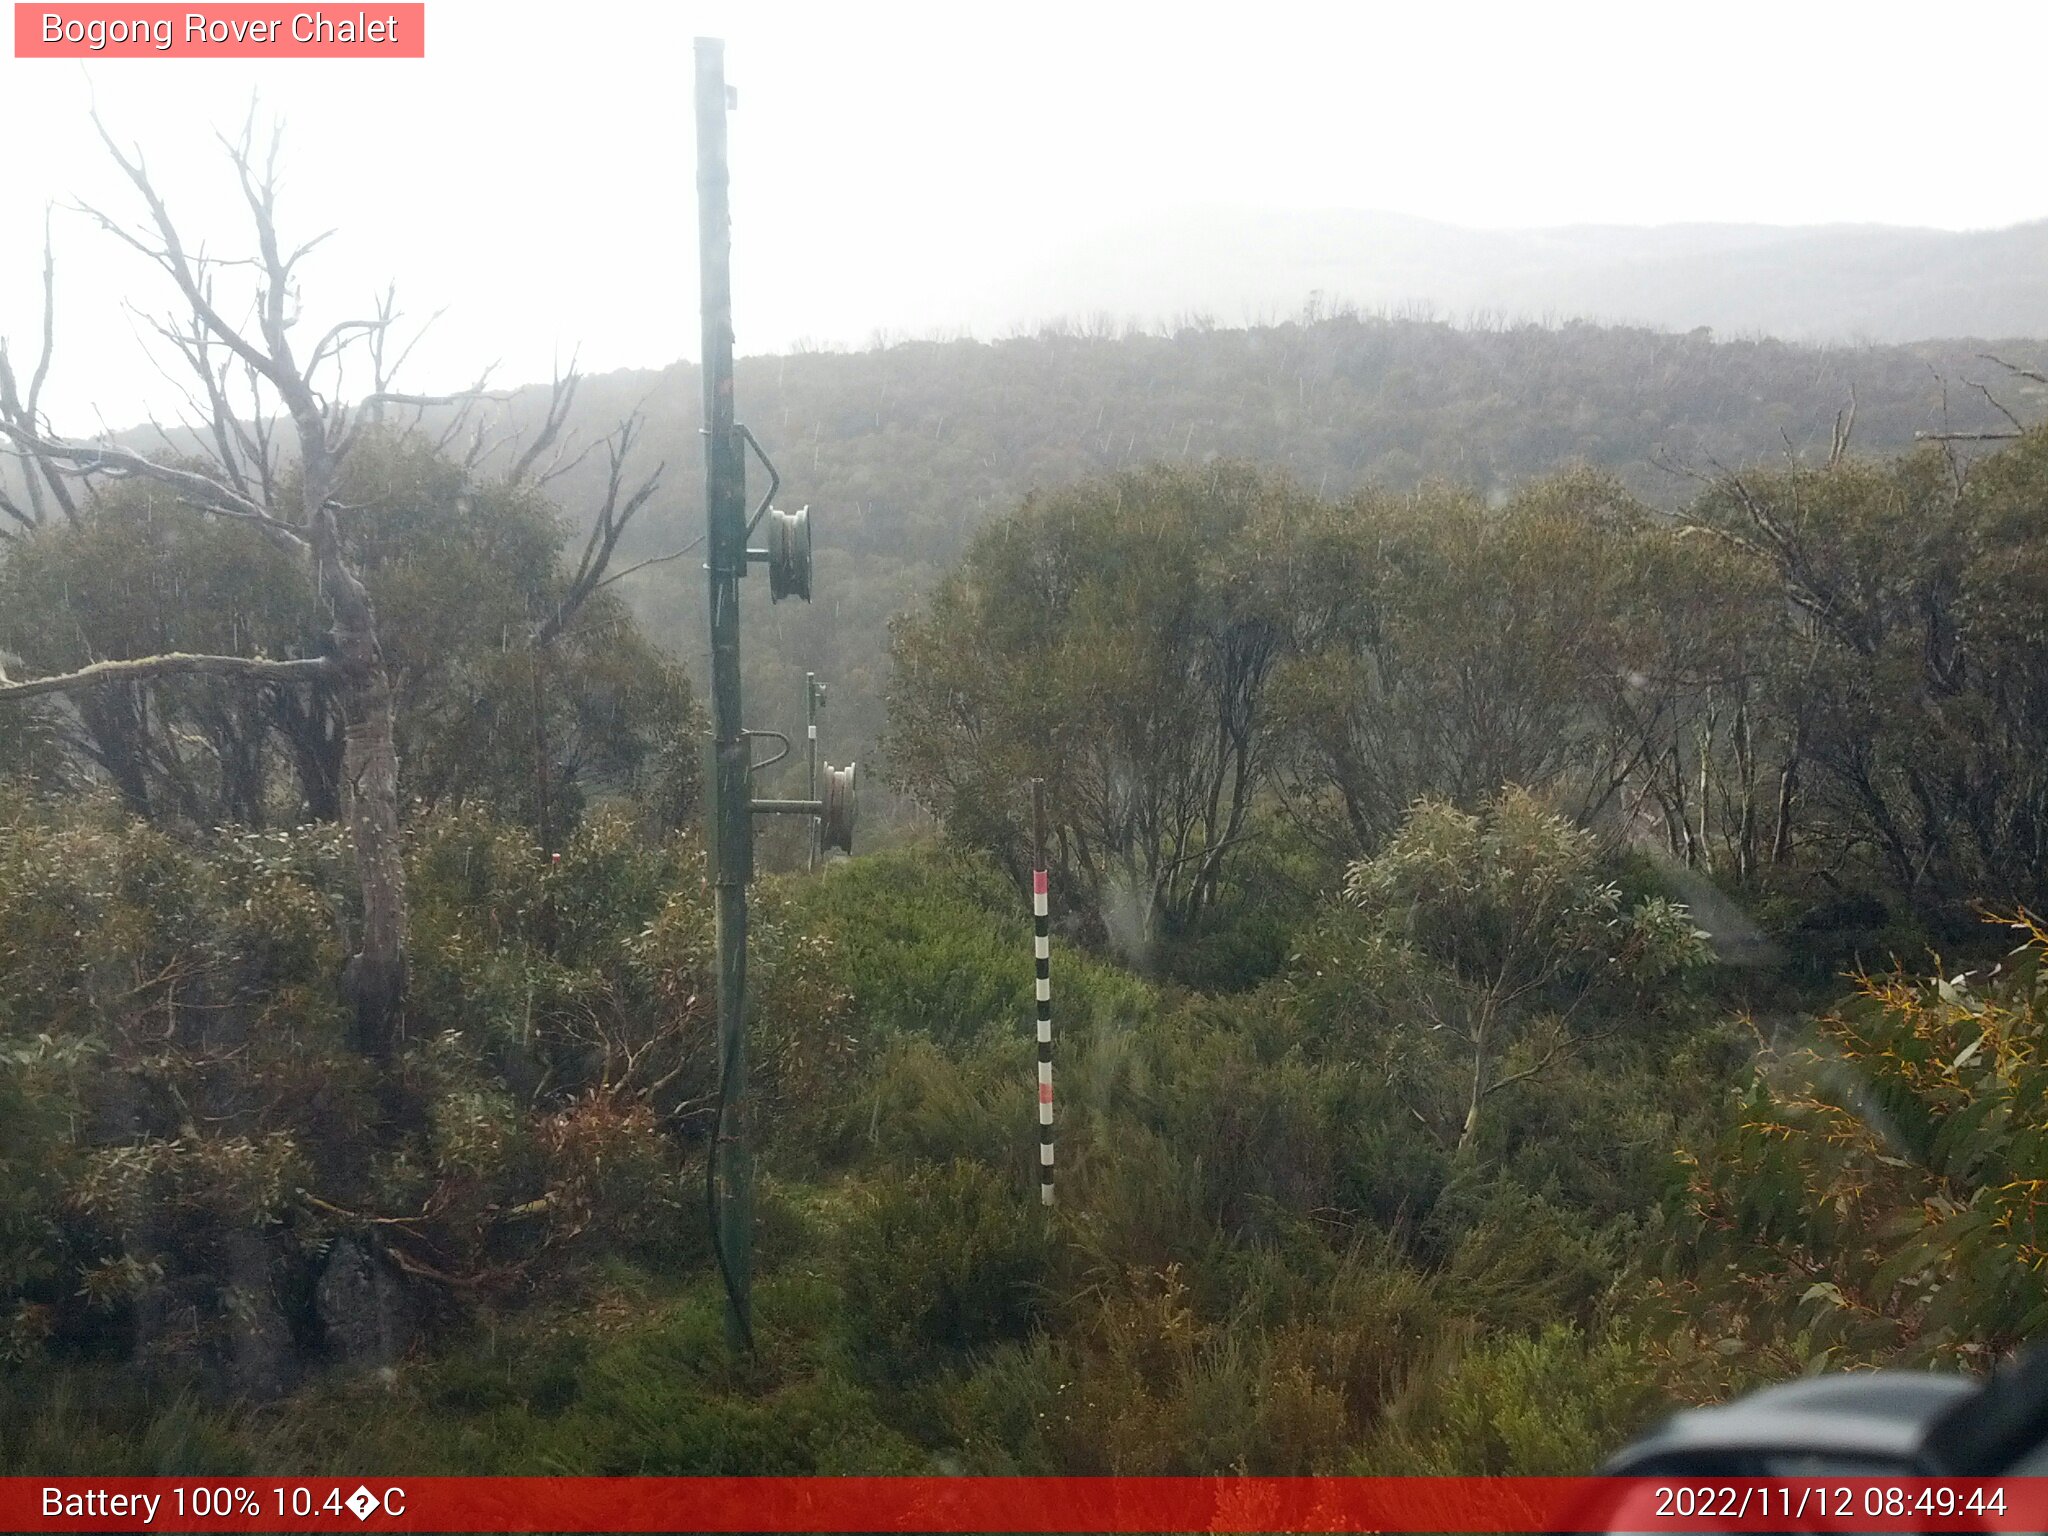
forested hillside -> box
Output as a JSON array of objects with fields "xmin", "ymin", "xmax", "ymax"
[{"xmin": 442, "ymin": 316, "xmax": 2048, "ymax": 816}]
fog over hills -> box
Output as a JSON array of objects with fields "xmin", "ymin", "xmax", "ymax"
[{"xmin": 957, "ymin": 208, "xmax": 2048, "ymax": 344}]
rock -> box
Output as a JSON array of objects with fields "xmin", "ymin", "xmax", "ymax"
[
  {"xmin": 315, "ymin": 1237, "xmax": 407, "ymax": 1369},
  {"xmin": 219, "ymin": 1229, "xmax": 297, "ymax": 1400}
]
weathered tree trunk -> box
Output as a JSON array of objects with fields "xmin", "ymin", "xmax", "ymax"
[
  {"xmin": 1733, "ymin": 697, "xmax": 1756, "ymax": 884},
  {"xmin": 1457, "ymin": 1014, "xmax": 1489, "ymax": 1158},
  {"xmin": 531, "ymin": 644, "xmax": 553, "ymax": 854},
  {"xmin": 314, "ymin": 507, "xmax": 408, "ymax": 1058},
  {"xmin": 1695, "ymin": 700, "xmax": 1716, "ymax": 876},
  {"xmin": 1665, "ymin": 742, "xmax": 1700, "ymax": 867},
  {"xmin": 340, "ymin": 668, "xmax": 407, "ymax": 1057},
  {"xmin": 214, "ymin": 700, "xmax": 268, "ymax": 828},
  {"xmin": 272, "ymin": 684, "xmax": 344, "ymax": 823},
  {"xmin": 77, "ymin": 687, "xmax": 155, "ymax": 818},
  {"xmin": 1772, "ymin": 752, "xmax": 1800, "ymax": 866}
]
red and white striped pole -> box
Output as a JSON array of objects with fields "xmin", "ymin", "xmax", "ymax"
[{"xmin": 1031, "ymin": 779, "xmax": 1054, "ymax": 1205}]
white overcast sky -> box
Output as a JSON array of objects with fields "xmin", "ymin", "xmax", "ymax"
[{"xmin": 3, "ymin": 0, "xmax": 2044, "ymax": 425}]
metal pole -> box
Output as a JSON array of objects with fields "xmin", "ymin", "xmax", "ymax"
[
  {"xmin": 806, "ymin": 672, "xmax": 819, "ymax": 873},
  {"xmin": 696, "ymin": 35, "xmax": 753, "ymax": 1352},
  {"xmin": 1031, "ymin": 779, "xmax": 1054, "ymax": 1206}
]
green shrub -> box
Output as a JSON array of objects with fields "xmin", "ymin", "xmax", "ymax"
[
  {"xmin": 1640, "ymin": 917, "xmax": 2048, "ymax": 1382},
  {"xmin": 1357, "ymin": 1323, "xmax": 1664, "ymax": 1474},
  {"xmin": 829, "ymin": 1037, "xmax": 1014, "ymax": 1171},
  {"xmin": 1156, "ymin": 901, "xmax": 1294, "ymax": 994},
  {"xmin": 836, "ymin": 1158, "xmax": 1053, "ymax": 1374},
  {"xmin": 1421, "ymin": 1178, "xmax": 1618, "ymax": 1333},
  {"xmin": 938, "ymin": 1243, "xmax": 1450, "ymax": 1474}
]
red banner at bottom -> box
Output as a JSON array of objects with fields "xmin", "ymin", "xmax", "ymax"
[{"xmin": 6, "ymin": 1475, "xmax": 2047, "ymax": 1533}]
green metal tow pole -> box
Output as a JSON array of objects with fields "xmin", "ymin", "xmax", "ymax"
[
  {"xmin": 695, "ymin": 36, "xmax": 754, "ymax": 1355},
  {"xmin": 695, "ymin": 37, "xmax": 851, "ymax": 1354}
]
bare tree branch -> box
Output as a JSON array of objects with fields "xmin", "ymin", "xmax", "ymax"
[
  {"xmin": 1829, "ymin": 384, "xmax": 1857, "ymax": 468},
  {"xmin": 1918, "ymin": 357, "xmax": 2048, "ymax": 442},
  {"xmin": 359, "ymin": 388, "xmax": 507, "ymax": 412},
  {"xmin": 335, "ymin": 382, "xmax": 507, "ymax": 466},
  {"xmin": 592, "ymin": 535, "xmax": 705, "ymax": 593},
  {"xmin": 535, "ymin": 414, "xmax": 665, "ymax": 646},
  {"xmin": 507, "ymin": 354, "xmax": 581, "ymax": 483},
  {"xmin": 0, "ymin": 420, "xmax": 307, "ymax": 548},
  {"xmin": 372, "ymin": 287, "xmax": 447, "ymax": 398},
  {"xmin": 84, "ymin": 112, "xmax": 286, "ymax": 396},
  {"xmin": 536, "ymin": 434, "xmax": 603, "ymax": 487},
  {"xmin": 0, "ymin": 652, "xmax": 334, "ymax": 702},
  {"xmin": 0, "ymin": 479, "xmax": 34, "ymax": 534},
  {"xmin": 1981, "ymin": 353, "xmax": 2048, "ymax": 388},
  {"xmin": 459, "ymin": 416, "xmax": 500, "ymax": 473},
  {"xmin": 0, "ymin": 211, "xmax": 81, "ymax": 526},
  {"xmin": 307, "ymin": 316, "xmax": 386, "ymax": 377},
  {"xmin": 245, "ymin": 353, "xmax": 280, "ymax": 508},
  {"xmin": 25, "ymin": 211, "xmax": 61, "ymax": 450},
  {"xmin": 431, "ymin": 363, "xmax": 502, "ymax": 459},
  {"xmin": 1968, "ymin": 380, "xmax": 2025, "ymax": 435}
]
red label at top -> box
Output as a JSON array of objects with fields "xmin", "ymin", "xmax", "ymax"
[{"xmin": 15, "ymin": 4, "xmax": 425, "ymax": 56}]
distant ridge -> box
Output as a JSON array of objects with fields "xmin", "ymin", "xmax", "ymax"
[{"xmin": 967, "ymin": 208, "xmax": 2048, "ymax": 345}]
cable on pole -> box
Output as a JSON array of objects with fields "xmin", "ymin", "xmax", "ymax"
[{"xmin": 704, "ymin": 1039, "xmax": 756, "ymax": 1354}]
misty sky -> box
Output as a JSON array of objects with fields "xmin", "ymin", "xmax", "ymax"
[{"xmin": 3, "ymin": 0, "xmax": 2044, "ymax": 426}]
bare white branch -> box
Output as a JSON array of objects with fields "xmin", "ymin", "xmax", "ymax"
[{"xmin": 0, "ymin": 652, "xmax": 334, "ymax": 703}]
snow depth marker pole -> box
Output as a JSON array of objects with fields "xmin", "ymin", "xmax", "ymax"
[{"xmin": 1032, "ymin": 779, "xmax": 1054, "ymax": 1206}]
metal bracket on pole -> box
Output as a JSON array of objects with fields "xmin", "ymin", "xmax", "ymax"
[
  {"xmin": 738, "ymin": 424, "xmax": 781, "ymax": 541},
  {"xmin": 739, "ymin": 423, "xmax": 812, "ymax": 603},
  {"xmin": 743, "ymin": 727, "xmax": 792, "ymax": 775}
]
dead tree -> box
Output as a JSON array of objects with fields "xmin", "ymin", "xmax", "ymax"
[
  {"xmin": 0, "ymin": 213, "xmax": 79, "ymax": 534},
  {"xmin": 1918, "ymin": 356, "xmax": 2048, "ymax": 446},
  {"xmin": 0, "ymin": 112, "xmax": 668, "ymax": 1061},
  {"xmin": 0, "ymin": 115, "xmax": 448, "ymax": 1053}
]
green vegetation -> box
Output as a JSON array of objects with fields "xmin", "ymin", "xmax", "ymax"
[
  {"xmin": 0, "ymin": 432, "xmax": 700, "ymax": 836},
  {"xmin": 7, "ymin": 774, "xmax": 2034, "ymax": 1472},
  {"xmin": 474, "ymin": 317, "xmax": 2048, "ymax": 805},
  {"xmin": 4, "ymin": 356, "xmax": 2048, "ymax": 1474}
]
